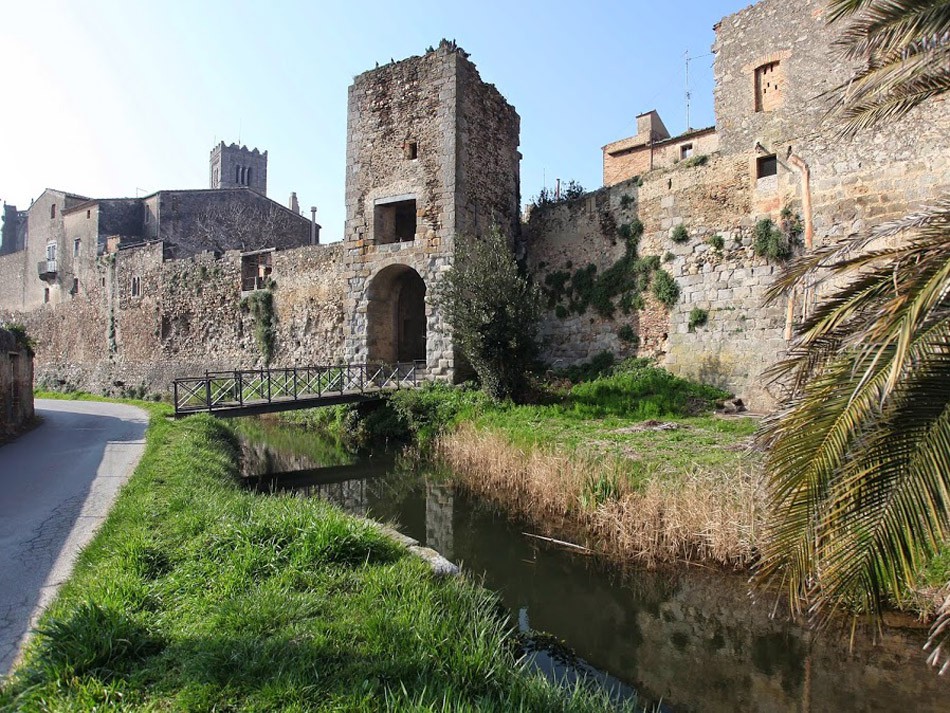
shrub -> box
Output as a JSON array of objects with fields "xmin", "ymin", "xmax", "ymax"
[
  {"xmin": 671, "ymin": 225, "xmax": 689, "ymax": 243},
  {"xmin": 4, "ymin": 323, "xmax": 35, "ymax": 356},
  {"xmin": 241, "ymin": 290, "xmax": 277, "ymax": 364},
  {"xmin": 652, "ymin": 269, "xmax": 680, "ymax": 308},
  {"xmin": 559, "ymin": 351, "xmax": 615, "ymax": 383},
  {"xmin": 531, "ymin": 180, "xmax": 585, "ymax": 207},
  {"xmin": 707, "ymin": 234, "xmax": 725, "ymax": 251},
  {"xmin": 663, "ymin": 251, "xmax": 676, "ymax": 263},
  {"xmin": 619, "ymin": 193, "xmax": 635, "ymax": 209},
  {"xmin": 439, "ymin": 227, "xmax": 542, "ymax": 401},
  {"xmin": 688, "ymin": 308, "xmax": 709, "ymax": 331},
  {"xmin": 753, "ymin": 217, "xmax": 798, "ymax": 260},
  {"xmin": 682, "ymin": 154, "xmax": 709, "ymax": 168},
  {"xmin": 617, "ymin": 324, "xmax": 636, "ymax": 343}
]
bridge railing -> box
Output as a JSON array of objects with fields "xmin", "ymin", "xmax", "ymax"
[{"xmin": 173, "ymin": 361, "xmax": 421, "ymax": 416}]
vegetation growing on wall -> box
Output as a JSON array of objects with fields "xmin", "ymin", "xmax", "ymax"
[
  {"xmin": 241, "ymin": 288, "xmax": 277, "ymax": 365},
  {"xmin": 651, "ymin": 269, "xmax": 680, "ymax": 308},
  {"xmin": 754, "ymin": 208, "xmax": 803, "ymax": 261},
  {"xmin": 541, "ymin": 218, "xmax": 680, "ymax": 319},
  {"xmin": 707, "ymin": 234, "xmax": 725, "ymax": 251},
  {"xmin": 531, "ymin": 180, "xmax": 585, "ymax": 208},
  {"xmin": 4, "ymin": 323, "xmax": 35, "ymax": 356},
  {"xmin": 671, "ymin": 225, "xmax": 690, "ymax": 243},
  {"xmin": 688, "ymin": 308, "xmax": 709, "ymax": 331}
]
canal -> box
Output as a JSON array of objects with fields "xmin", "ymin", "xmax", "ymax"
[{"xmin": 238, "ymin": 417, "xmax": 948, "ymax": 712}]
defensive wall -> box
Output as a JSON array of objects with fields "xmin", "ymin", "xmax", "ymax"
[
  {"xmin": 0, "ymin": 327, "xmax": 34, "ymax": 438},
  {"xmin": 2, "ymin": 0, "xmax": 949, "ymax": 409}
]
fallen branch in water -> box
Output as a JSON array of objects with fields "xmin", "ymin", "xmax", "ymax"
[{"xmin": 523, "ymin": 532, "xmax": 594, "ymax": 554}]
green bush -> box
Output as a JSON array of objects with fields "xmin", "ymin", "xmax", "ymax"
[
  {"xmin": 439, "ymin": 227, "xmax": 542, "ymax": 401},
  {"xmin": 671, "ymin": 225, "xmax": 689, "ymax": 243},
  {"xmin": 753, "ymin": 218, "xmax": 796, "ymax": 260},
  {"xmin": 559, "ymin": 351, "xmax": 615, "ymax": 383},
  {"xmin": 682, "ymin": 154, "xmax": 709, "ymax": 168},
  {"xmin": 241, "ymin": 290, "xmax": 277, "ymax": 364},
  {"xmin": 688, "ymin": 308, "xmax": 709, "ymax": 331},
  {"xmin": 707, "ymin": 234, "xmax": 725, "ymax": 251},
  {"xmin": 4, "ymin": 323, "xmax": 35, "ymax": 356},
  {"xmin": 651, "ymin": 269, "xmax": 680, "ymax": 308}
]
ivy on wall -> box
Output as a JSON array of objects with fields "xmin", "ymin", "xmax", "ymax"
[
  {"xmin": 540, "ymin": 217, "xmax": 681, "ymax": 321},
  {"xmin": 241, "ymin": 287, "xmax": 277, "ymax": 365}
]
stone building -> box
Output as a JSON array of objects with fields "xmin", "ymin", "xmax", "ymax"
[
  {"xmin": 0, "ymin": 326, "xmax": 34, "ymax": 438},
  {"xmin": 340, "ymin": 39, "xmax": 520, "ymax": 377},
  {"xmin": 603, "ymin": 111, "xmax": 718, "ymax": 186},
  {"xmin": 0, "ymin": 143, "xmax": 313, "ymax": 314},
  {"xmin": 0, "ymin": 204, "xmax": 28, "ymax": 256},
  {"xmin": 526, "ymin": 0, "xmax": 950, "ymax": 409},
  {"xmin": 209, "ymin": 142, "xmax": 268, "ymax": 195}
]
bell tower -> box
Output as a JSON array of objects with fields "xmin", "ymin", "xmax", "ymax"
[{"xmin": 209, "ymin": 142, "xmax": 268, "ymax": 196}]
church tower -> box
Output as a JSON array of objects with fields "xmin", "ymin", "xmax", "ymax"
[{"xmin": 209, "ymin": 142, "xmax": 268, "ymax": 195}]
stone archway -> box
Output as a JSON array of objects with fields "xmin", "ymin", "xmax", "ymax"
[{"xmin": 366, "ymin": 264, "xmax": 427, "ymax": 364}]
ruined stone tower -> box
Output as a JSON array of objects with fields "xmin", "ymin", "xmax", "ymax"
[
  {"xmin": 342, "ymin": 40, "xmax": 521, "ymax": 378},
  {"xmin": 209, "ymin": 142, "xmax": 268, "ymax": 195}
]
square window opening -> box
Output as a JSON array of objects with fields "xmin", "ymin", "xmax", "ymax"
[
  {"xmin": 757, "ymin": 154, "xmax": 778, "ymax": 179},
  {"xmin": 404, "ymin": 141, "xmax": 418, "ymax": 160},
  {"xmin": 241, "ymin": 251, "xmax": 273, "ymax": 292},
  {"xmin": 680, "ymin": 143, "xmax": 694, "ymax": 160},
  {"xmin": 374, "ymin": 199, "xmax": 417, "ymax": 244}
]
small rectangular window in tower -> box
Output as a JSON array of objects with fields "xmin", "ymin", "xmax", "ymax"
[
  {"xmin": 131, "ymin": 276, "xmax": 141, "ymax": 298},
  {"xmin": 680, "ymin": 143, "xmax": 694, "ymax": 160},
  {"xmin": 757, "ymin": 154, "xmax": 778, "ymax": 179},
  {"xmin": 404, "ymin": 141, "xmax": 418, "ymax": 160},
  {"xmin": 755, "ymin": 61, "xmax": 783, "ymax": 112},
  {"xmin": 374, "ymin": 196, "xmax": 417, "ymax": 245},
  {"xmin": 86, "ymin": 209, "xmax": 91, "ymax": 219},
  {"xmin": 50, "ymin": 204, "xmax": 56, "ymax": 219},
  {"xmin": 74, "ymin": 238, "xmax": 81, "ymax": 256},
  {"xmin": 71, "ymin": 278, "xmax": 79, "ymax": 296},
  {"xmin": 44, "ymin": 287, "xmax": 50, "ymax": 303}
]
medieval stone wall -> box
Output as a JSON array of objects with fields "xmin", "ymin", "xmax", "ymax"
[
  {"xmin": 5, "ymin": 242, "xmax": 347, "ymax": 396},
  {"xmin": 0, "ymin": 327, "xmax": 34, "ymax": 438}
]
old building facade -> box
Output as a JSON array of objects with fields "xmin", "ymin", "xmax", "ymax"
[{"xmin": 0, "ymin": 1, "xmax": 946, "ymax": 408}]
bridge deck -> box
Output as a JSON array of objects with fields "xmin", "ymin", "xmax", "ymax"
[{"xmin": 172, "ymin": 363, "xmax": 421, "ymax": 418}]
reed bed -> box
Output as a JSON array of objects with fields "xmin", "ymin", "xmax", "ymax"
[{"xmin": 437, "ymin": 424, "xmax": 765, "ymax": 569}]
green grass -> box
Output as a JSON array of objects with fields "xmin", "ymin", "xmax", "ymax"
[{"xmin": 1, "ymin": 404, "xmax": 637, "ymax": 711}]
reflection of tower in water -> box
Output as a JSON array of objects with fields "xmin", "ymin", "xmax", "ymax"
[
  {"xmin": 297, "ymin": 479, "xmax": 370, "ymax": 517},
  {"xmin": 425, "ymin": 482, "xmax": 455, "ymax": 561}
]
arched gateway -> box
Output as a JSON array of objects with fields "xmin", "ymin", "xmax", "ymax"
[{"xmin": 366, "ymin": 264, "xmax": 427, "ymax": 364}]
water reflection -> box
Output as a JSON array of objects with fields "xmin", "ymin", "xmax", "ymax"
[{"xmin": 238, "ymin": 422, "xmax": 949, "ymax": 712}]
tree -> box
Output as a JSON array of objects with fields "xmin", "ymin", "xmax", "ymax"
[
  {"xmin": 757, "ymin": 0, "xmax": 950, "ymax": 672},
  {"xmin": 439, "ymin": 227, "xmax": 542, "ymax": 401}
]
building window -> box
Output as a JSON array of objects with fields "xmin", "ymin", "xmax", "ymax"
[
  {"xmin": 757, "ymin": 154, "xmax": 778, "ymax": 178},
  {"xmin": 374, "ymin": 197, "xmax": 417, "ymax": 244},
  {"xmin": 680, "ymin": 143, "xmax": 694, "ymax": 160},
  {"xmin": 46, "ymin": 241, "xmax": 57, "ymax": 263},
  {"xmin": 50, "ymin": 204, "xmax": 56, "ymax": 219},
  {"xmin": 404, "ymin": 141, "xmax": 418, "ymax": 160},
  {"xmin": 241, "ymin": 251, "xmax": 273, "ymax": 291},
  {"xmin": 74, "ymin": 238, "xmax": 81, "ymax": 256},
  {"xmin": 86, "ymin": 209, "xmax": 91, "ymax": 219},
  {"xmin": 44, "ymin": 287, "xmax": 50, "ymax": 303},
  {"xmin": 71, "ymin": 278, "xmax": 79, "ymax": 296},
  {"xmin": 130, "ymin": 276, "xmax": 141, "ymax": 297},
  {"xmin": 755, "ymin": 61, "xmax": 782, "ymax": 112},
  {"xmin": 144, "ymin": 206, "xmax": 150, "ymax": 224}
]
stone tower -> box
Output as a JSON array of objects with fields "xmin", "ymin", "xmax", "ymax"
[
  {"xmin": 342, "ymin": 40, "xmax": 521, "ymax": 379},
  {"xmin": 209, "ymin": 142, "xmax": 268, "ymax": 195}
]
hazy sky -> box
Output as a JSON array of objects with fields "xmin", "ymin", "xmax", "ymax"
[{"xmin": 0, "ymin": 1, "xmax": 751, "ymax": 242}]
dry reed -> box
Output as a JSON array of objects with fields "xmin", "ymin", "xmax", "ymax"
[{"xmin": 437, "ymin": 424, "xmax": 765, "ymax": 569}]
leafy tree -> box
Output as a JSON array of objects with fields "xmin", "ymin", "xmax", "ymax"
[
  {"xmin": 439, "ymin": 227, "xmax": 542, "ymax": 401},
  {"xmin": 757, "ymin": 0, "xmax": 950, "ymax": 672}
]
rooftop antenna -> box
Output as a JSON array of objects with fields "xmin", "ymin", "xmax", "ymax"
[{"xmin": 685, "ymin": 50, "xmax": 714, "ymax": 132}]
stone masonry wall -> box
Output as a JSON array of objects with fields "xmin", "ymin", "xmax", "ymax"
[
  {"xmin": 0, "ymin": 327, "xmax": 34, "ymax": 438},
  {"xmin": 342, "ymin": 42, "xmax": 521, "ymax": 379},
  {"xmin": 6, "ymin": 242, "xmax": 346, "ymax": 396}
]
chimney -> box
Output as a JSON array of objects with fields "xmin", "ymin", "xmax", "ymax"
[
  {"xmin": 289, "ymin": 192, "xmax": 300, "ymax": 214},
  {"xmin": 310, "ymin": 206, "xmax": 319, "ymax": 245}
]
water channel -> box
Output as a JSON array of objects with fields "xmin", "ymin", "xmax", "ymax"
[{"xmin": 238, "ymin": 418, "xmax": 948, "ymax": 712}]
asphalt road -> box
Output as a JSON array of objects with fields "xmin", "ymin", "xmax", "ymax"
[{"xmin": 0, "ymin": 399, "xmax": 148, "ymax": 677}]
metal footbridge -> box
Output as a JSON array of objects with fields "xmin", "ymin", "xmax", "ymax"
[{"xmin": 172, "ymin": 362, "xmax": 422, "ymax": 418}]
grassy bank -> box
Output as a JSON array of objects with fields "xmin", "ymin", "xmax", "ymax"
[
  {"xmin": 289, "ymin": 360, "xmax": 764, "ymax": 569},
  {"xmin": 437, "ymin": 362, "xmax": 763, "ymax": 568},
  {"xmin": 1, "ymin": 404, "xmax": 634, "ymax": 711}
]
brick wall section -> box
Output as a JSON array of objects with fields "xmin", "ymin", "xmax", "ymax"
[{"xmin": 0, "ymin": 327, "xmax": 34, "ymax": 437}]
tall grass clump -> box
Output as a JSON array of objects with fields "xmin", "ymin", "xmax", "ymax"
[{"xmin": 1, "ymin": 405, "xmax": 638, "ymax": 712}]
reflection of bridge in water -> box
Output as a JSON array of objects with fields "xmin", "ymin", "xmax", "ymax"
[{"xmin": 172, "ymin": 362, "xmax": 424, "ymax": 418}]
